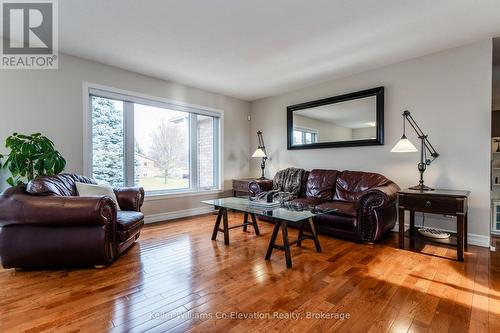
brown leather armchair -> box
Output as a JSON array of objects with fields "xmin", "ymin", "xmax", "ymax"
[
  {"xmin": 249, "ymin": 169, "xmax": 400, "ymax": 243},
  {"xmin": 0, "ymin": 174, "xmax": 145, "ymax": 269}
]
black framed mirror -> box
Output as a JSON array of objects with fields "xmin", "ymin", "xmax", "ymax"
[{"xmin": 287, "ymin": 87, "xmax": 384, "ymax": 149}]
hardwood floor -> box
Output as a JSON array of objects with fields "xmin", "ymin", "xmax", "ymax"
[{"xmin": 0, "ymin": 212, "xmax": 499, "ymax": 332}]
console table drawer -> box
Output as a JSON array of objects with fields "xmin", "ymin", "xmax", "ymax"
[
  {"xmin": 400, "ymin": 194, "xmax": 463, "ymax": 214},
  {"xmin": 233, "ymin": 178, "xmax": 273, "ymax": 196},
  {"xmin": 233, "ymin": 180, "xmax": 251, "ymax": 193}
]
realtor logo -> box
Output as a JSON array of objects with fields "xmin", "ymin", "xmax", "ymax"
[{"xmin": 1, "ymin": 0, "xmax": 58, "ymax": 69}]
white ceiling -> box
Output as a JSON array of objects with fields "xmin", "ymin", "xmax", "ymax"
[
  {"xmin": 55, "ymin": 0, "xmax": 500, "ymax": 101},
  {"xmin": 294, "ymin": 96, "xmax": 376, "ymax": 129}
]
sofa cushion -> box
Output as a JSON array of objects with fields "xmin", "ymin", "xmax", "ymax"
[
  {"xmin": 27, "ymin": 174, "xmax": 96, "ymax": 196},
  {"xmin": 305, "ymin": 169, "xmax": 339, "ymax": 200},
  {"xmin": 117, "ymin": 219, "xmax": 144, "ymax": 242},
  {"xmin": 315, "ymin": 201, "xmax": 359, "ymax": 218},
  {"xmin": 334, "ymin": 171, "xmax": 390, "ymax": 202},
  {"xmin": 289, "ymin": 197, "xmax": 328, "ymax": 208},
  {"xmin": 117, "ymin": 211, "xmax": 144, "ymax": 231}
]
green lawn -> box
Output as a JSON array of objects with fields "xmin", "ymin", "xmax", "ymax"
[{"xmin": 137, "ymin": 176, "xmax": 189, "ymax": 191}]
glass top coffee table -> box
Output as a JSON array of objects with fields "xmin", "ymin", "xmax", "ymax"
[{"xmin": 201, "ymin": 197, "xmax": 336, "ymax": 268}]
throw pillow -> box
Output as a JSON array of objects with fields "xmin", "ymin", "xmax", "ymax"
[{"xmin": 75, "ymin": 182, "xmax": 121, "ymax": 211}]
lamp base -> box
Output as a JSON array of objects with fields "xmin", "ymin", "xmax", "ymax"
[
  {"xmin": 257, "ymin": 176, "xmax": 268, "ymax": 180},
  {"xmin": 409, "ymin": 184, "xmax": 434, "ymax": 191}
]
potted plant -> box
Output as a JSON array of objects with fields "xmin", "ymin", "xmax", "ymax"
[{"xmin": 0, "ymin": 133, "xmax": 66, "ymax": 186}]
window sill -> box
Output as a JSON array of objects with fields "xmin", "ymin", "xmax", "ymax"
[{"xmin": 144, "ymin": 189, "xmax": 225, "ymax": 201}]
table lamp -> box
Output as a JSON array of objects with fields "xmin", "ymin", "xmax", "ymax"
[
  {"xmin": 252, "ymin": 130, "xmax": 267, "ymax": 179},
  {"xmin": 392, "ymin": 110, "xmax": 448, "ymax": 239},
  {"xmin": 391, "ymin": 110, "xmax": 439, "ymax": 191}
]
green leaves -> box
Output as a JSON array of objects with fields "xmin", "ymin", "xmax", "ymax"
[{"xmin": 1, "ymin": 133, "xmax": 66, "ymax": 186}]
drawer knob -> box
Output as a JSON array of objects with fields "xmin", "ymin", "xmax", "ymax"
[{"xmin": 425, "ymin": 200, "xmax": 432, "ymax": 207}]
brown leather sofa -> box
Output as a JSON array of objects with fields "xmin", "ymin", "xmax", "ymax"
[
  {"xmin": 0, "ymin": 174, "xmax": 145, "ymax": 269},
  {"xmin": 249, "ymin": 169, "xmax": 400, "ymax": 243}
]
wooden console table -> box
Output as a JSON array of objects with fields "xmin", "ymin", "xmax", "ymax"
[
  {"xmin": 398, "ymin": 189, "xmax": 470, "ymax": 261},
  {"xmin": 232, "ymin": 178, "xmax": 272, "ymax": 197}
]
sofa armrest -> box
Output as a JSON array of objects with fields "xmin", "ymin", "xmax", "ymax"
[
  {"xmin": 358, "ymin": 182, "xmax": 400, "ymax": 242},
  {"xmin": 248, "ymin": 180, "xmax": 273, "ymax": 196},
  {"xmin": 114, "ymin": 187, "xmax": 145, "ymax": 211},
  {"xmin": 0, "ymin": 193, "xmax": 116, "ymax": 227},
  {"xmin": 361, "ymin": 182, "xmax": 400, "ymax": 206}
]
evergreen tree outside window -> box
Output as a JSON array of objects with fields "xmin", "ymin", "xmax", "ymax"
[{"xmin": 91, "ymin": 97, "xmax": 124, "ymax": 186}]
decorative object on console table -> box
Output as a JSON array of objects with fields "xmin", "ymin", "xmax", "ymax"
[
  {"xmin": 495, "ymin": 138, "xmax": 500, "ymax": 153},
  {"xmin": 492, "ymin": 200, "xmax": 500, "ymax": 235},
  {"xmin": 232, "ymin": 178, "xmax": 273, "ymax": 197},
  {"xmin": 391, "ymin": 110, "xmax": 439, "ymax": 191},
  {"xmin": 398, "ymin": 189, "xmax": 470, "ymax": 261},
  {"xmin": 251, "ymin": 130, "xmax": 268, "ymax": 179},
  {"xmin": 491, "ymin": 137, "xmax": 500, "ymax": 200}
]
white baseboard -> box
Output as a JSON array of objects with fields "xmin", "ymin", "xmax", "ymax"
[
  {"xmin": 467, "ymin": 233, "xmax": 491, "ymax": 248},
  {"xmin": 392, "ymin": 223, "xmax": 490, "ymax": 248},
  {"xmin": 144, "ymin": 206, "xmax": 214, "ymax": 224}
]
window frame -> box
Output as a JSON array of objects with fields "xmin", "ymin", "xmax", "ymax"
[
  {"xmin": 293, "ymin": 126, "xmax": 318, "ymax": 145},
  {"xmin": 83, "ymin": 82, "xmax": 224, "ymax": 198}
]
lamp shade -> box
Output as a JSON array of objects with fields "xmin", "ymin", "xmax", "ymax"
[
  {"xmin": 391, "ymin": 135, "xmax": 418, "ymax": 153},
  {"xmin": 252, "ymin": 148, "xmax": 267, "ymax": 158}
]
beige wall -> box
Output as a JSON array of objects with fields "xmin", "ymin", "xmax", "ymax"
[
  {"xmin": 250, "ymin": 40, "xmax": 493, "ymax": 240},
  {"xmin": 0, "ymin": 52, "xmax": 251, "ymax": 216}
]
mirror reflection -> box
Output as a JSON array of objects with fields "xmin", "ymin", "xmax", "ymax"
[{"xmin": 292, "ymin": 96, "xmax": 376, "ymax": 145}]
